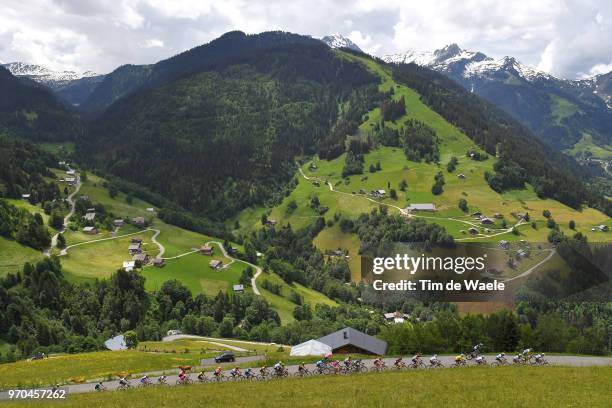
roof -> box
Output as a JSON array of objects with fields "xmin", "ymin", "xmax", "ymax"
[
  {"xmin": 233, "ymin": 284, "xmax": 244, "ymax": 291},
  {"xmin": 290, "ymin": 340, "xmax": 332, "ymax": 357},
  {"xmin": 82, "ymin": 226, "xmax": 96, "ymax": 232},
  {"xmin": 209, "ymin": 259, "xmax": 222, "ymax": 267},
  {"xmin": 122, "ymin": 261, "xmax": 136, "ymax": 271},
  {"xmin": 84, "ymin": 212, "xmax": 96, "ymax": 221},
  {"xmin": 132, "ymin": 216, "xmax": 145, "ymax": 223},
  {"xmin": 317, "ymin": 327, "xmax": 387, "ymax": 355},
  {"xmin": 128, "ymin": 243, "xmax": 141, "ymax": 250},
  {"xmin": 406, "ymin": 203, "xmax": 436, "ymax": 211},
  {"xmin": 132, "ymin": 253, "xmax": 148, "ymax": 261}
]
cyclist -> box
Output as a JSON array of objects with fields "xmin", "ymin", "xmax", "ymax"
[
  {"xmin": 315, "ymin": 360, "xmax": 325, "ymax": 372},
  {"xmin": 454, "ymin": 353, "xmax": 466, "ymax": 366},
  {"xmin": 495, "ymin": 353, "xmax": 506, "ymax": 364},
  {"xmin": 473, "ymin": 343, "xmax": 484, "ymax": 355},
  {"xmin": 140, "ymin": 375, "xmax": 150, "ymax": 385},
  {"xmin": 259, "ymin": 365, "xmax": 269, "ymax": 377},
  {"xmin": 230, "ymin": 366, "xmax": 241, "ymax": 378},
  {"xmin": 94, "ymin": 382, "xmax": 105, "ymax": 391},
  {"xmin": 118, "ymin": 377, "xmax": 129, "ymax": 388},
  {"xmin": 178, "ymin": 367, "xmax": 187, "ymax": 381},
  {"xmin": 475, "ymin": 355, "xmax": 486, "ymax": 365},
  {"xmin": 373, "ymin": 357, "xmax": 385, "ymax": 369},
  {"xmin": 429, "ymin": 354, "xmax": 440, "ymax": 366},
  {"xmin": 244, "ymin": 367, "xmax": 254, "ymax": 379},
  {"xmin": 274, "ymin": 361, "xmax": 284, "ymax": 375},
  {"xmin": 213, "ymin": 366, "xmax": 222, "ymax": 379},
  {"xmin": 157, "ymin": 375, "xmax": 167, "ymax": 385},
  {"xmin": 197, "ymin": 371, "xmax": 206, "ymax": 382},
  {"xmin": 534, "ymin": 353, "xmax": 546, "ymax": 364},
  {"xmin": 411, "ymin": 353, "xmax": 421, "ymax": 367},
  {"xmin": 331, "ymin": 360, "xmax": 340, "ymax": 373},
  {"xmin": 394, "ymin": 356, "xmax": 404, "ymax": 368},
  {"xmin": 298, "ymin": 362, "xmax": 307, "ymax": 373}
]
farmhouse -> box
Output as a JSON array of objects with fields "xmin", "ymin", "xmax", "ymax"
[
  {"xmin": 598, "ymin": 225, "xmax": 609, "ymax": 232},
  {"xmin": 499, "ymin": 240, "xmax": 510, "ymax": 250},
  {"xmin": 209, "ymin": 260, "xmax": 223, "ymax": 270},
  {"xmin": 317, "ymin": 327, "xmax": 387, "ymax": 355},
  {"xmin": 458, "ymin": 173, "xmax": 466, "ymax": 179},
  {"xmin": 83, "ymin": 212, "xmax": 96, "ymax": 222},
  {"xmin": 481, "ymin": 217, "xmax": 495, "ymax": 225},
  {"xmin": 468, "ymin": 227, "xmax": 479, "ymax": 235},
  {"xmin": 114, "ymin": 219, "xmax": 125, "ymax": 227},
  {"xmin": 384, "ymin": 311, "xmax": 410, "ymax": 324},
  {"xmin": 122, "ymin": 261, "xmax": 136, "ymax": 272},
  {"xmin": 132, "ymin": 217, "xmax": 146, "ymax": 227},
  {"xmin": 152, "ymin": 257, "xmax": 165, "ymax": 267},
  {"xmin": 21, "ymin": 194, "xmax": 31, "ymax": 199},
  {"xmin": 128, "ymin": 242, "xmax": 142, "ymax": 254},
  {"xmin": 266, "ymin": 219, "xmax": 278, "ymax": 227},
  {"xmin": 200, "ymin": 245, "xmax": 214, "ymax": 255},
  {"xmin": 233, "ymin": 284, "xmax": 245, "ymax": 293},
  {"xmin": 405, "ymin": 203, "xmax": 436, "ymax": 212},
  {"xmin": 82, "ymin": 226, "xmax": 98, "ymax": 235},
  {"xmin": 66, "ymin": 169, "xmax": 76, "ymax": 175},
  {"xmin": 64, "ymin": 177, "xmax": 76, "ymax": 185},
  {"xmin": 372, "ymin": 189, "xmax": 386, "ymax": 198},
  {"xmin": 471, "ymin": 211, "xmax": 482, "ymax": 217},
  {"xmin": 132, "ymin": 253, "xmax": 149, "ymax": 264}
]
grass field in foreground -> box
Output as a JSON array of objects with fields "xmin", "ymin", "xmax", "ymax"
[
  {"xmin": 0, "ymin": 350, "xmax": 202, "ymax": 389},
  {"xmin": 10, "ymin": 366, "xmax": 611, "ymax": 408}
]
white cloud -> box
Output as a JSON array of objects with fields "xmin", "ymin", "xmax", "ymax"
[
  {"xmin": 141, "ymin": 38, "xmax": 164, "ymax": 48},
  {"xmin": 0, "ymin": 0, "xmax": 610, "ymax": 79}
]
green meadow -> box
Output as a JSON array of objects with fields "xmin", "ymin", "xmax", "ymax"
[{"xmin": 8, "ymin": 366, "xmax": 610, "ymax": 408}]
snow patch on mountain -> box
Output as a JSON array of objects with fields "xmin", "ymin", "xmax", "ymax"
[
  {"xmin": 2, "ymin": 62, "xmax": 99, "ymax": 85},
  {"xmin": 320, "ymin": 34, "xmax": 362, "ymax": 52}
]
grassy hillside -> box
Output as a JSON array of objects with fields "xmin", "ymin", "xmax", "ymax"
[
  {"xmin": 8, "ymin": 366, "xmax": 610, "ymax": 408},
  {"xmin": 232, "ymin": 52, "xmax": 610, "ymax": 279},
  {"xmin": 0, "ymin": 236, "xmax": 43, "ymax": 276},
  {"xmin": 257, "ymin": 272, "xmax": 338, "ymax": 323}
]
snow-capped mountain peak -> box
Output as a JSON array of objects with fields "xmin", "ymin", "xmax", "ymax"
[
  {"xmin": 2, "ymin": 62, "xmax": 99, "ymax": 85},
  {"xmin": 383, "ymin": 44, "xmax": 554, "ymax": 82},
  {"xmin": 320, "ymin": 34, "xmax": 362, "ymax": 52}
]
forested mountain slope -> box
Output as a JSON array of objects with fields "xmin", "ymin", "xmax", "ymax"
[
  {"xmin": 0, "ymin": 67, "xmax": 80, "ymax": 142},
  {"xmin": 80, "ymin": 39, "xmax": 379, "ymax": 219},
  {"xmin": 80, "ymin": 31, "xmax": 325, "ymax": 112}
]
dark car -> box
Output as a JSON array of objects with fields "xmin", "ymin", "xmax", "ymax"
[{"xmin": 215, "ymin": 352, "xmax": 236, "ymax": 363}]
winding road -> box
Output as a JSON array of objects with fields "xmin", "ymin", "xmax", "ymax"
[
  {"xmin": 297, "ymin": 164, "xmax": 524, "ymax": 242},
  {"xmin": 43, "ymin": 171, "xmax": 81, "ymax": 257}
]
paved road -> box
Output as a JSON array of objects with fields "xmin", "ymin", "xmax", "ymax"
[
  {"xmin": 43, "ymin": 172, "xmax": 81, "ymax": 257},
  {"xmin": 58, "ymin": 228, "xmax": 154, "ymax": 256},
  {"xmin": 150, "ymin": 228, "xmax": 165, "ymax": 258},
  {"xmin": 204, "ymin": 241, "xmax": 264, "ymax": 296},
  {"xmin": 1, "ymin": 354, "xmax": 608, "ymax": 398},
  {"xmin": 504, "ymin": 248, "xmax": 556, "ymax": 282}
]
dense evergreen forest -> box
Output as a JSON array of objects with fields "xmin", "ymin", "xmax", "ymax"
[
  {"xmin": 0, "ymin": 67, "xmax": 80, "ymax": 142},
  {"xmin": 81, "ymin": 41, "xmax": 378, "ymax": 220},
  {"xmin": 0, "ymin": 135, "xmax": 60, "ymax": 201}
]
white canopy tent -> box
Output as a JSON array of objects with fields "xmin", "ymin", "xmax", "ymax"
[
  {"xmin": 104, "ymin": 334, "xmax": 127, "ymax": 351},
  {"xmin": 290, "ymin": 339, "xmax": 332, "ymax": 357}
]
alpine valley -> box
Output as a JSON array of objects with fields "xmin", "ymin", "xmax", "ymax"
[{"xmin": 0, "ymin": 30, "xmax": 610, "ymax": 380}]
